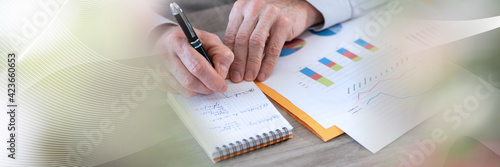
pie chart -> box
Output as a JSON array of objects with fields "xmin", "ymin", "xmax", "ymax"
[
  {"xmin": 310, "ymin": 24, "xmax": 343, "ymax": 36},
  {"xmin": 279, "ymin": 38, "xmax": 306, "ymax": 57}
]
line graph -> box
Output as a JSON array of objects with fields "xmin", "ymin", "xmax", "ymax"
[
  {"xmin": 357, "ymin": 67, "xmax": 415, "ymax": 100},
  {"xmin": 366, "ymin": 90, "xmax": 430, "ymax": 105},
  {"xmin": 365, "ymin": 80, "xmax": 439, "ymax": 105}
]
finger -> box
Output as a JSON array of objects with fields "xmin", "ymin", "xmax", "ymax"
[
  {"xmin": 196, "ymin": 30, "xmax": 234, "ymax": 80},
  {"xmin": 166, "ymin": 54, "xmax": 210, "ymax": 96},
  {"xmin": 166, "ymin": 47, "xmax": 212, "ymax": 95},
  {"xmin": 163, "ymin": 70, "xmax": 198, "ymax": 97},
  {"xmin": 151, "ymin": 64, "xmax": 179, "ymax": 94},
  {"xmin": 230, "ymin": 14, "xmax": 259, "ymax": 82},
  {"xmin": 223, "ymin": 3, "xmax": 244, "ymax": 51},
  {"xmin": 257, "ymin": 17, "xmax": 291, "ymax": 82},
  {"xmin": 161, "ymin": 33, "xmax": 213, "ymax": 95},
  {"xmin": 245, "ymin": 7, "xmax": 278, "ymax": 81},
  {"xmin": 174, "ymin": 35, "xmax": 228, "ymax": 93}
]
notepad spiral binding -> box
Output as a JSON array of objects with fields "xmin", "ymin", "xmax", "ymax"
[{"xmin": 214, "ymin": 127, "xmax": 292, "ymax": 162}]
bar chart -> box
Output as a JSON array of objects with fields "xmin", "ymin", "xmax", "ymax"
[
  {"xmin": 300, "ymin": 67, "xmax": 334, "ymax": 87},
  {"xmin": 337, "ymin": 48, "xmax": 363, "ymax": 62},
  {"xmin": 293, "ymin": 38, "xmax": 387, "ymax": 89},
  {"xmin": 355, "ymin": 39, "xmax": 379, "ymax": 52},
  {"xmin": 319, "ymin": 57, "xmax": 343, "ymax": 71}
]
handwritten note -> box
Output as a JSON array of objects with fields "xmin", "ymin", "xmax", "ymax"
[
  {"xmin": 191, "ymin": 86, "xmax": 276, "ymax": 132},
  {"xmin": 169, "ymin": 81, "xmax": 293, "ymax": 151}
]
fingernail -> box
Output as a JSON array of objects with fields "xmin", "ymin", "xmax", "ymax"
[
  {"xmin": 217, "ymin": 84, "xmax": 227, "ymax": 93},
  {"xmin": 257, "ymin": 73, "xmax": 267, "ymax": 81},
  {"xmin": 231, "ymin": 71, "xmax": 242, "ymax": 82},
  {"xmin": 214, "ymin": 80, "xmax": 227, "ymax": 93},
  {"xmin": 244, "ymin": 71, "xmax": 255, "ymax": 81}
]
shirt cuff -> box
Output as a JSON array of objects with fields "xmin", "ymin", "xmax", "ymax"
[{"xmin": 306, "ymin": 0, "xmax": 353, "ymax": 31}]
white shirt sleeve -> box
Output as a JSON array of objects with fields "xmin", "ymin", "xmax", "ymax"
[{"xmin": 307, "ymin": 0, "xmax": 389, "ymax": 31}]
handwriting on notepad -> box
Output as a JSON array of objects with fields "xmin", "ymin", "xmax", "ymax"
[
  {"xmin": 209, "ymin": 121, "xmax": 241, "ymax": 132},
  {"xmin": 209, "ymin": 103, "xmax": 269, "ymax": 122},
  {"xmin": 200, "ymin": 102, "xmax": 228, "ymax": 116},
  {"xmin": 194, "ymin": 87, "xmax": 275, "ymax": 132},
  {"xmin": 224, "ymin": 88, "xmax": 255, "ymax": 98},
  {"xmin": 249, "ymin": 115, "xmax": 279, "ymax": 125},
  {"xmin": 239, "ymin": 103, "xmax": 269, "ymax": 114}
]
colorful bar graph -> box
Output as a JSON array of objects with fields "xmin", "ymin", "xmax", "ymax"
[
  {"xmin": 319, "ymin": 57, "xmax": 343, "ymax": 71},
  {"xmin": 355, "ymin": 39, "xmax": 379, "ymax": 52},
  {"xmin": 337, "ymin": 48, "xmax": 362, "ymax": 62},
  {"xmin": 300, "ymin": 67, "xmax": 334, "ymax": 87}
]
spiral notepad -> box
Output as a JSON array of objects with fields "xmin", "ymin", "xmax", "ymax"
[{"xmin": 167, "ymin": 81, "xmax": 293, "ymax": 162}]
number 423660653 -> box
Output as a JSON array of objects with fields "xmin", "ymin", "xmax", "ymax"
[{"xmin": 7, "ymin": 53, "xmax": 16, "ymax": 103}]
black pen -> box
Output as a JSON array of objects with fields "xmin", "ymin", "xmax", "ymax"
[{"xmin": 170, "ymin": 2, "xmax": 214, "ymax": 67}]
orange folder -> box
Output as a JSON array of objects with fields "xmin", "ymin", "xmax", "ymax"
[{"xmin": 255, "ymin": 82, "xmax": 344, "ymax": 142}]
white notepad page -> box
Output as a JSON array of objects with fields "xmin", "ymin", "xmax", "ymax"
[{"xmin": 168, "ymin": 81, "xmax": 293, "ymax": 161}]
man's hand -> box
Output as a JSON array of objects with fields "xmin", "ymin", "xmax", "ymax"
[
  {"xmin": 224, "ymin": 0, "xmax": 323, "ymax": 82},
  {"xmin": 154, "ymin": 25, "xmax": 234, "ymax": 97}
]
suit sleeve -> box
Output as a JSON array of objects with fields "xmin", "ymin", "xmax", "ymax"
[{"xmin": 306, "ymin": 0, "xmax": 388, "ymax": 31}]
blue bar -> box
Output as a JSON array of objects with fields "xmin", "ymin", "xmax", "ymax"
[
  {"xmin": 318, "ymin": 57, "xmax": 332, "ymax": 65},
  {"xmin": 300, "ymin": 67, "xmax": 316, "ymax": 77},
  {"xmin": 337, "ymin": 48, "xmax": 347, "ymax": 54},
  {"xmin": 355, "ymin": 39, "xmax": 369, "ymax": 47}
]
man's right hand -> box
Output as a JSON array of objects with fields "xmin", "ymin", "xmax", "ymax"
[{"xmin": 153, "ymin": 25, "xmax": 234, "ymax": 97}]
